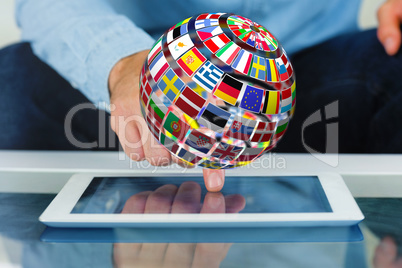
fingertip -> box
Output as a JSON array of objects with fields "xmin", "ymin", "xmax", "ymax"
[
  {"xmin": 384, "ymin": 36, "xmax": 401, "ymax": 56},
  {"xmin": 202, "ymin": 192, "xmax": 225, "ymax": 213},
  {"xmin": 203, "ymin": 169, "xmax": 225, "ymax": 192}
]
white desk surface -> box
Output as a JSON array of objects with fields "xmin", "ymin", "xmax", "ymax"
[{"xmin": 0, "ymin": 150, "xmax": 401, "ymax": 197}]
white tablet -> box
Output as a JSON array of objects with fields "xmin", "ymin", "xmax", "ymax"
[{"xmin": 39, "ymin": 173, "xmax": 364, "ymax": 228}]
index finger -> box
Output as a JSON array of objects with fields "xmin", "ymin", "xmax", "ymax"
[{"xmin": 203, "ymin": 168, "xmax": 225, "ymax": 192}]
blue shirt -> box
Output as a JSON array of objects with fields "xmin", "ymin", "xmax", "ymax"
[{"xmin": 15, "ymin": 0, "xmax": 361, "ymax": 107}]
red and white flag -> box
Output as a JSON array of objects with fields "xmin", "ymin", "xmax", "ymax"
[
  {"xmin": 203, "ymin": 34, "xmax": 231, "ymax": 54},
  {"xmin": 174, "ymin": 86, "xmax": 206, "ymax": 118},
  {"xmin": 197, "ymin": 13, "xmax": 225, "ymax": 20},
  {"xmin": 250, "ymin": 121, "xmax": 276, "ymax": 143},
  {"xmin": 236, "ymin": 147, "xmax": 264, "ymax": 162},
  {"xmin": 148, "ymin": 37, "xmax": 162, "ymax": 65},
  {"xmin": 140, "ymin": 74, "xmax": 153, "ymax": 107},
  {"xmin": 215, "ymin": 42, "xmax": 241, "ymax": 65}
]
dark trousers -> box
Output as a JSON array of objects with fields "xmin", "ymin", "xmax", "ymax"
[
  {"xmin": 0, "ymin": 42, "xmax": 119, "ymax": 151},
  {"xmin": 279, "ymin": 29, "xmax": 402, "ymax": 153},
  {"xmin": 1, "ymin": 29, "xmax": 401, "ymax": 153}
]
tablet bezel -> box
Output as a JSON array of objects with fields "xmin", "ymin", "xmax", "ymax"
[{"xmin": 39, "ymin": 172, "xmax": 364, "ymax": 227}]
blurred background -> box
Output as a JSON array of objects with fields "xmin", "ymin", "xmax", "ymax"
[
  {"xmin": 0, "ymin": 0, "xmax": 390, "ymax": 266},
  {"xmin": 0, "ymin": 0, "xmax": 385, "ymax": 49}
]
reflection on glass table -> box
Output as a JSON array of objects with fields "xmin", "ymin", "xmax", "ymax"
[
  {"xmin": 41, "ymin": 177, "xmax": 362, "ymax": 243},
  {"xmin": 0, "ymin": 181, "xmax": 401, "ymax": 267},
  {"xmin": 37, "ymin": 174, "xmax": 353, "ymax": 228},
  {"xmin": 113, "ymin": 181, "xmax": 244, "ymax": 267},
  {"xmin": 71, "ymin": 175, "xmax": 332, "ymax": 215}
]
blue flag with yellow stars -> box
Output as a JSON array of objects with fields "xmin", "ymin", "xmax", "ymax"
[{"xmin": 239, "ymin": 85, "xmax": 264, "ymax": 113}]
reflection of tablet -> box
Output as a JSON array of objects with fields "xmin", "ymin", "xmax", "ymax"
[{"xmin": 39, "ymin": 173, "xmax": 364, "ymax": 227}]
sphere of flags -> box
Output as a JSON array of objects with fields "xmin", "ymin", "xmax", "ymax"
[{"xmin": 140, "ymin": 13, "xmax": 296, "ymax": 169}]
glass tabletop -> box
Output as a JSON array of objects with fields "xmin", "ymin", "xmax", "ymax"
[{"xmin": 0, "ymin": 183, "xmax": 401, "ymax": 267}]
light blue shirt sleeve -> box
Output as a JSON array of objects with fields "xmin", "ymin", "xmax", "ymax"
[
  {"xmin": 15, "ymin": 0, "xmax": 361, "ymax": 109},
  {"xmin": 15, "ymin": 0, "xmax": 155, "ymax": 107}
]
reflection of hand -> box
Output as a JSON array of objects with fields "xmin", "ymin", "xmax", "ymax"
[
  {"xmin": 113, "ymin": 181, "xmax": 246, "ymax": 268},
  {"xmin": 377, "ymin": 0, "xmax": 402, "ymax": 55},
  {"xmin": 374, "ymin": 236, "xmax": 402, "ymax": 268},
  {"xmin": 108, "ymin": 52, "xmax": 225, "ymax": 192}
]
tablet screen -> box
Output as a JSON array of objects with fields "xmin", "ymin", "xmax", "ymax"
[{"xmin": 71, "ymin": 176, "xmax": 332, "ymax": 214}]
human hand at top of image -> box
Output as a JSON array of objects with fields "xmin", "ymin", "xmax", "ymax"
[
  {"xmin": 108, "ymin": 51, "xmax": 225, "ymax": 192},
  {"xmin": 377, "ymin": 0, "xmax": 402, "ymax": 55},
  {"xmin": 373, "ymin": 236, "xmax": 402, "ymax": 268}
]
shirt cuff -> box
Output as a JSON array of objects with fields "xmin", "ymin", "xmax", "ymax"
[{"xmin": 84, "ymin": 15, "xmax": 155, "ymax": 109}]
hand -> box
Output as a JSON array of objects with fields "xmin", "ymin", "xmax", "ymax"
[
  {"xmin": 373, "ymin": 236, "xmax": 402, "ymax": 268},
  {"xmin": 113, "ymin": 181, "xmax": 246, "ymax": 268},
  {"xmin": 108, "ymin": 52, "xmax": 225, "ymax": 191},
  {"xmin": 377, "ymin": 0, "xmax": 402, "ymax": 55}
]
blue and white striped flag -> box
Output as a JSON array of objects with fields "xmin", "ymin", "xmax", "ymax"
[
  {"xmin": 195, "ymin": 19, "xmax": 219, "ymax": 29},
  {"xmin": 193, "ymin": 61, "xmax": 224, "ymax": 92}
]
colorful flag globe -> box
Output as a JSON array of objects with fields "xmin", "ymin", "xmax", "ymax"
[{"xmin": 139, "ymin": 13, "xmax": 296, "ymax": 169}]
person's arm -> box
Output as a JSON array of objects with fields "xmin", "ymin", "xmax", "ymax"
[
  {"xmin": 15, "ymin": 0, "xmax": 154, "ymax": 106},
  {"xmin": 108, "ymin": 50, "xmax": 226, "ymax": 192},
  {"xmin": 16, "ymin": 0, "xmax": 226, "ymax": 191}
]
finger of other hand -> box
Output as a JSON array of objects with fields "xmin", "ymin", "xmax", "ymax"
[{"xmin": 377, "ymin": 1, "xmax": 402, "ymax": 55}]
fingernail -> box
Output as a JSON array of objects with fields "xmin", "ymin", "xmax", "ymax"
[
  {"xmin": 207, "ymin": 194, "xmax": 223, "ymax": 209},
  {"xmin": 207, "ymin": 172, "xmax": 223, "ymax": 190},
  {"xmin": 385, "ymin": 37, "xmax": 395, "ymax": 54}
]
